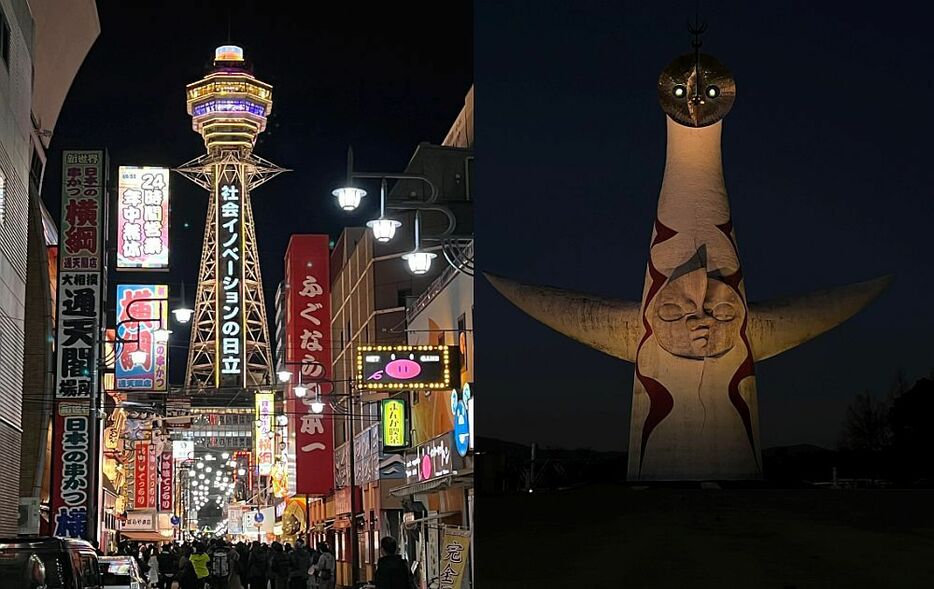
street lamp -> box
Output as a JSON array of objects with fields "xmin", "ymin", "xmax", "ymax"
[
  {"xmin": 334, "ymin": 147, "xmax": 470, "ymax": 277},
  {"xmin": 366, "ymin": 179, "xmax": 401, "ymax": 243},
  {"xmin": 332, "ymin": 147, "xmax": 367, "ymax": 211},
  {"xmin": 402, "ymin": 211, "xmax": 436, "ymax": 275},
  {"xmin": 129, "ymin": 349, "xmax": 147, "ymax": 366},
  {"xmin": 172, "ymin": 283, "xmax": 194, "ymax": 324},
  {"xmin": 293, "ymin": 385, "xmax": 307, "ymax": 398},
  {"xmin": 153, "ymin": 328, "xmax": 172, "ymax": 342},
  {"xmin": 333, "ymin": 186, "xmax": 367, "ymax": 211},
  {"xmin": 310, "ymin": 391, "xmax": 325, "ymax": 414},
  {"xmin": 277, "ymin": 370, "xmax": 292, "ymax": 383}
]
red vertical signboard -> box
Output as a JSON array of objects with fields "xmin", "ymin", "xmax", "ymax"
[
  {"xmin": 158, "ymin": 451, "xmax": 173, "ymax": 512},
  {"xmin": 285, "ymin": 235, "xmax": 334, "ymax": 495},
  {"xmin": 134, "ymin": 442, "xmax": 150, "ymax": 510}
]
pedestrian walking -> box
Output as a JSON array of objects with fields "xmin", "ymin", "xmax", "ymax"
[
  {"xmin": 158, "ymin": 544, "xmax": 179, "ymax": 589},
  {"xmin": 374, "ymin": 536, "xmax": 415, "ymax": 589},
  {"xmin": 147, "ymin": 549, "xmax": 161, "ymax": 588},
  {"xmin": 267, "ymin": 542, "xmax": 291, "ymax": 589},
  {"xmin": 312, "ymin": 543, "xmax": 335, "ymax": 589},
  {"xmin": 189, "ymin": 542, "xmax": 211, "ymax": 587},
  {"xmin": 247, "ymin": 542, "xmax": 268, "ymax": 589},
  {"xmin": 288, "ymin": 539, "xmax": 312, "ymax": 589}
]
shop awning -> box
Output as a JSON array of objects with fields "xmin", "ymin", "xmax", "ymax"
[
  {"xmin": 119, "ymin": 530, "xmax": 173, "ymax": 542},
  {"xmin": 390, "ymin": 476, "xmax": 451, "ymax": 497}
]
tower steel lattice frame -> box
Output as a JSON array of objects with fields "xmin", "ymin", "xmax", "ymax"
[{"xmin": 175, "ymin": 153, "xmax": 287, "ymax": 389}]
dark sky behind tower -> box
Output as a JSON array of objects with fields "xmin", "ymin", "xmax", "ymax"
[
  {"xmin": 476, "ymin": 1, "xmax": 934, "ymax": 450},
  {"xmin": 43, "ymin": 1, "xmax": 472, "ymax": 385}
]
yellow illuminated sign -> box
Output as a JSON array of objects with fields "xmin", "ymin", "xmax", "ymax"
[{"xmin": 381, "ymin": 399, "xmax": 408, "ymax": 449}]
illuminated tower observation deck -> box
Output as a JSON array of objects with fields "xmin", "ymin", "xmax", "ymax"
[{"xmin": 176, "ymin": 45, "xmax": 286, "ymax": 389}]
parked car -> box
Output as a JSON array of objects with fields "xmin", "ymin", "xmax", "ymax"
[
  {"xmin": 99, "ymin": 556, "xmax": 146, "ymax": 589},
  {"xmin": 0, "ymin": 536, "xmax": 103, "ymax": 589}
]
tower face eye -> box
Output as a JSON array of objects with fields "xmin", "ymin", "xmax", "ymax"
[
  {"xmin": 673, "ymin": 85, "xmax": 686, "ymax": 98},
  {"xmin": 706, "ymin": 85, "xmax": 720, "ymax": 98}
]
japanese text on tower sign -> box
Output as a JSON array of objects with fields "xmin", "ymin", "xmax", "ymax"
[{"xmin": 219, "ymin": 180, "xmax": 242, "ymax": 377}]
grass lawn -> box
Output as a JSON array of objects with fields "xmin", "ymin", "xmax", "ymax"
[{"xmin": 477, "ymin": 485, "xmax": 934, "ymax": 588}]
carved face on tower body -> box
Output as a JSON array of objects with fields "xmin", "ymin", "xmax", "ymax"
[
  {"xmin": 658, "ymin": 53, "xmax": 735, "ymax": 127},
  {"xmin": 651, "ymin": 266, "xmax": 743, "ymax": 359}
]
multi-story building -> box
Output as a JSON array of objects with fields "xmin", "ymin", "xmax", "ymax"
[
  {"xmin": 396, "ymin": 86, "xmax": 474, "ymax": 589},
  {"xmin": 326, "ymin": 86, "xmax": 474, "ymax": 587},
  {"xmin": 9, "ymin": 0, "xmax": 99, "ymax": 536}
]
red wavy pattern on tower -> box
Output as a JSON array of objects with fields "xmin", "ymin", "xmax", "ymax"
[
  {"xmin": 636, "ymin": 220, "xmax": 678, "ymax": 474},
  {"xmin": 716, "ymin": 221, "xmax": 761, "ymax": 472}
]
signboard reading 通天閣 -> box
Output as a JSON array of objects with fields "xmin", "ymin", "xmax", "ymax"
[{"xmin": 52, "ymin": 150, "xmax": 106, "ymax": 540}]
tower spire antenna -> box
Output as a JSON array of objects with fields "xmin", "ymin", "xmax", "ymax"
[{"xmin": 687, "ymin": 14, "xmax": 708, "ymax": 103}]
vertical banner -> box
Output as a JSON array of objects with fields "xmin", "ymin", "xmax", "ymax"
[
  {"xmin": 50, "ymin": 403, "xmax": 91, "ymax": 537},
  {"xmin": 134, "ymin": 442, "xmax": 152, "ymax": 510},
  {"xmin": 55, "ymin": 277, "xmax": 100, "ymax": 399},
  {"xmin": 115, "ymin": 284, "xmax": 168, "ymax": 390},
  {"xmin": 215, "ymin": 163, "xmax": 245, "ymax": 388},
  {"xmin": 381, "ymin": 398, "xmax": 409, "ymax": 450},
  {"xmin": 59, "ymin": 150, "xmax": 103, "ymax": 272},
  {"xmin": 439, "ymin": 528, "xmax": 471, "ymax": 589},
  {"xmin": 52, "ymin": 150, "xmax": 105, "ymax": 539},
  {"xmin": 116, "ymin": 166, "xmax": 170, "ymax": 269},
  {"xmin": 158, "ymin": 451, "xmax": 173, "ymax": 512},
  {"xmin": 255, "ymin": 392, "xmax": 275, "ymax": 476},
  {"xmin": 284, "ymin": 235, "xmax": 334, "ymax": 495}
]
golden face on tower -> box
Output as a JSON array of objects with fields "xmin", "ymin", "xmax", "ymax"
[{"xmin": 658, "ymin": 53, "xmax": 735, "ymax": 127}]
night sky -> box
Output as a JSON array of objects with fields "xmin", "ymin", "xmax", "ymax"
[
  {"xmin": 476, "ymin": 2, "xmax": 934, "ymax": 451},
  {"xmin": 42, "ymin": 1, "xmax": 472, "ymax": 385}
]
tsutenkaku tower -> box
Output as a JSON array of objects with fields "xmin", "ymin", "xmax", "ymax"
[{"xmin": 176, "ymin": 45, "xmax": 284, "ymax": 389}]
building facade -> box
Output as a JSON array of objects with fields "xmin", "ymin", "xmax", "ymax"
[
  {"xmin": 326, "ymin": 86, "xmax": 474, "ymax": 587},
  {"xmin": 11, "ymin": 0, "xmax": 99, "ymax": 536}
]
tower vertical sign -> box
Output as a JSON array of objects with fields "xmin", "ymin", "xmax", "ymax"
[
  {"xmin": 52, "ymin": 150, "xmax": 106, "ymax": 539},
  {"xmin": 285, "ymin": 235, "xmax": 334, "ymax": 495},
  {"xmin": 216, "ymin": 163, "xmax": 245, "ymax": 388}
]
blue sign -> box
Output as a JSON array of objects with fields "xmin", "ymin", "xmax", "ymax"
[
  {"xmin": 170, "ymin": 515, "xmax": 180, "ymax": 526},
  {"xmin": 254, "ymin": 512, "xmax": 264, "ymax": 523},
  {"xmin": 454, "ymin": 401, "xmax": 469, "ymax": 457}
]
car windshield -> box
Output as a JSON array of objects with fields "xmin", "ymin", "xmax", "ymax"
[
  {"xmin": 0, "ymin": 547, "xmax": 68, "ymax": 589},
  {"xmin": 100, "ymin": 559, "xmax": 133, "ymax": 584}
]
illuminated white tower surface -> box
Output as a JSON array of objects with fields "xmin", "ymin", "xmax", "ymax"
[{"xmin": 177, "ymin": 45, "xmax": 285, "ymax": 389}]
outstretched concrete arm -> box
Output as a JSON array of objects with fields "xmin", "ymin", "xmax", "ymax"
[
  {"xmin": 485, "ymin": 273, "xmax": 641, "ymax": 363},
  {"xmin": 747, "ymin": 275, "xmax": 893, "ymax": 361}
]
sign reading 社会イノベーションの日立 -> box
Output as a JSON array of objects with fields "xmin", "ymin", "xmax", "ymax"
[{"xmin": 356, "ymin": 345, "xmax": 459, "ymax": 391}]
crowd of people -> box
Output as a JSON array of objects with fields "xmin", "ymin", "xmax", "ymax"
[
  {"xmin": 115, "ymin": 535, "xmax": 416, "ymax": 589},
  {"xmin": 117, "ymin": 537, "xmax": 335, "ymax": 589}
]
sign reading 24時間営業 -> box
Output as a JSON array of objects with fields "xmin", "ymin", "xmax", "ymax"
[{"xmin": 356, "ymin": 345, "xmax": 459, "ymax": 391}]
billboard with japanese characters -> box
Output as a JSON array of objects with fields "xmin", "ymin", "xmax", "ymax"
[
  {"xmin": 115, "ymin": 284, "xmax": 168, "ymax": 391},
  {"xmin": 285, "ymin": 235, "xmax": 334, "ymax": 495},
  {"xmin": 50, "ymin": 403, "xmax": 91, "ymax": 538},
  {"xmin": 254, "ymin": 392, "xmax": 275, "ymax": 476},
  {"xmin": 215, "ymin": 163, "xmax": 245, "ymax": 387},
  {"xmin": 60, "ymin": 150, "xmax": 104, "ymax": 272},
  {"xmin": 117, "ymin": 166, "xmax": 170, "ymax": 269},
  {"xmin": 52, "ymin": 150, "xmax": 106, "ymax": 539}
]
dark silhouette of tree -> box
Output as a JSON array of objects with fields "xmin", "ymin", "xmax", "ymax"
[
  {"xmin": 839, "ymin": 391, "xmax": 891, "ymax": 453},
  {"xmin": 890, "ymin": 377, "xmax": 934, "ymax": 485}
]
